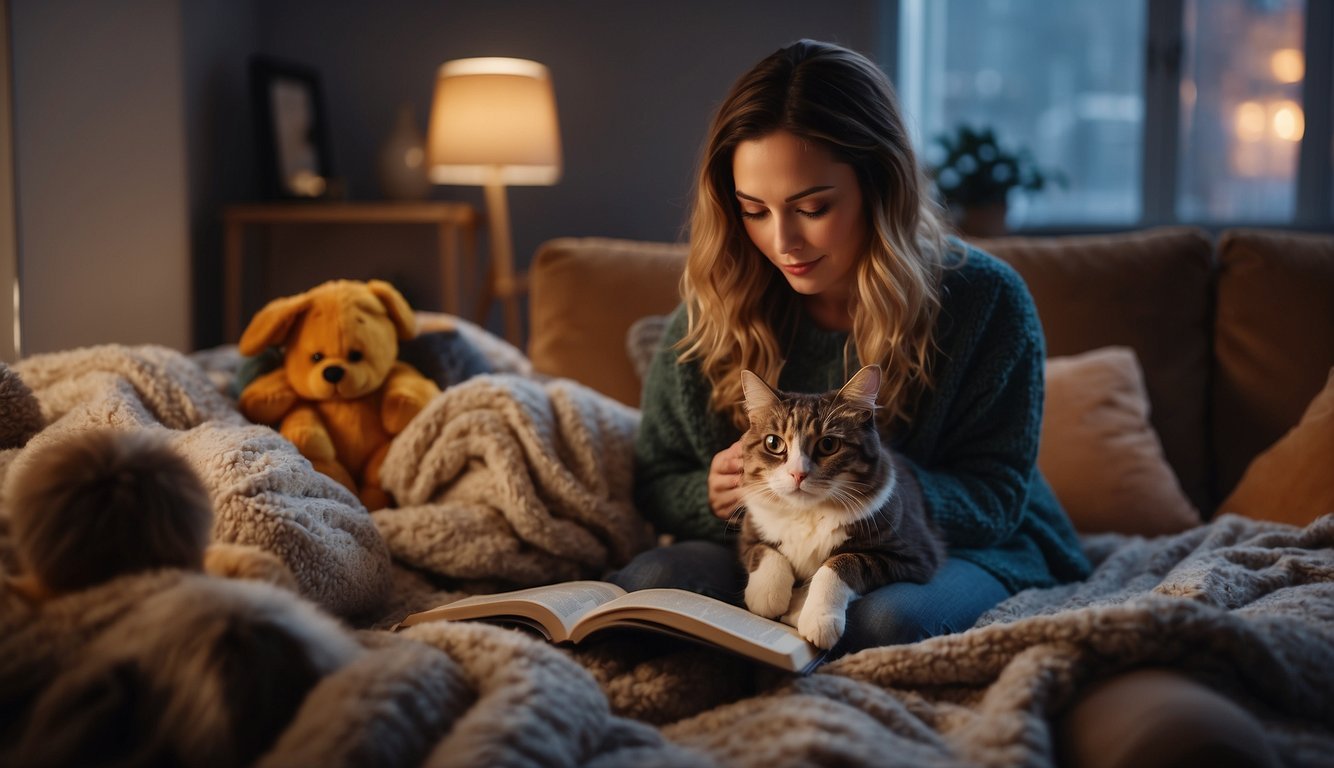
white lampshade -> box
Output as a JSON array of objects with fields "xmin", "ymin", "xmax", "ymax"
[{"xmin": 427, "ymin": 57, "xmax": 562, "ymax": 186}]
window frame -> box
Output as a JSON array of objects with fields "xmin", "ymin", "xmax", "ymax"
[{"xmin": 881, "ymin": 0, "xmax": 1334, "ymax": 232}]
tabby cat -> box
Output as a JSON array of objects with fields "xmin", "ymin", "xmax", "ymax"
[{"xmin": 737, "ymin": 365, "xmax": 945, "ymax": 649}]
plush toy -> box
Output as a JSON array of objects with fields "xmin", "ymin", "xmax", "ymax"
[{"xmin": 237, "ymin": 279, "xmax": 440, "ymax": 510}]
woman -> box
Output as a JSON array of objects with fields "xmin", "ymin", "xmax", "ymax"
[{"xmin": 612, "ymin": 39, "xmax": 1090, "ymax": 657}]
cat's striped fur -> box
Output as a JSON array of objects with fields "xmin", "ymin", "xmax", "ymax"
[{"xmin": 737, "ymin": 365, "xmax": 944, "ymax": 649}]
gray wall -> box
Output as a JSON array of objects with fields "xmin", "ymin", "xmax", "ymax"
[
  {"xmin": 9, "ymin": 0, "xmax": 887, "ymax": 353},
  {"xmin": 11, "ymin": 0, "xmax": 192, "ymax": 355}
]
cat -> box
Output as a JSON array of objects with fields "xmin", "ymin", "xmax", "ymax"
[{"xmin": 737, "ymin": 364, "xmax": 945, "ymax": 649}]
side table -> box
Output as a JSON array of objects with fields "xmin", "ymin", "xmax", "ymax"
[{"xmin": 222, "ymin": 201, "xmax": 481, "ymax": 343}]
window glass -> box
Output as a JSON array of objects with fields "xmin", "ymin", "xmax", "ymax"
[
  {"xmin": 1177, "ymin": 0, "xmax": 1305, "ymax": 222},
  {"xmin": 900, "ymin": 0, "xmax": 1145, "ymax": 228}
]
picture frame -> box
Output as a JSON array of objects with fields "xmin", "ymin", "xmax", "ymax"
[{"xmin": 249, "ymin": 56, "xmax": 337, "ymax": 200}]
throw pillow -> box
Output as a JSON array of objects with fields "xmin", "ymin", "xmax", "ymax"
[
  {"xmin": 1039, "ymin": 346, "xmax": 1201, "ymax": 535},
  {"xmin": 1218, "ymin": 367, "xmax": 1334, "ymax": 527},
  {"xmin": 626, "ymin": 314, "xmax": 670, "ymax": 382}
]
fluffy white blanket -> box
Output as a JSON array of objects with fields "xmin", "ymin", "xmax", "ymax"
[
  {"xmin": 1, "ymin": 343, "xmax": 1332, "ymax": 767},
  {"xmin": 375, "ymin": 372, "xmax": 653, "ymax": 589},
  {"xmin": 3, "ymin": 345, "xmax": 391, "ymax": 618}
]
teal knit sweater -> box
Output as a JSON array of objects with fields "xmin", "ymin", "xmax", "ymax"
[{"xmin": 633, "ymin": 243, "xmax": 1091, "ymax": 593}]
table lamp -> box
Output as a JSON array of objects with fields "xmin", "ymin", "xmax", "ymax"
[{"xmin": 427, "ymin": 57, "xmax": 562, "ymax": 345}]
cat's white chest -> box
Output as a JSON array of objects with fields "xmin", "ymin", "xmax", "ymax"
[{"xmin": 749, "ymin": 504, "xmax": 849, "ymax": 582}]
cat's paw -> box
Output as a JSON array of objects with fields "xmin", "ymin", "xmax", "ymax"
[
  {"xmin": 744, "ymin": 553, "xmax": 794, "ymax": 618},
  {"xmin": 797, "ymin": 566, "xmax": 858, "ymax": 649},
  {"xmin": 797, "ymin": 605, "xmax": 846, "ymax": 649},
  {"xmin": 780, "ymin": 582, "xmax": 810, "ymax": 627}
]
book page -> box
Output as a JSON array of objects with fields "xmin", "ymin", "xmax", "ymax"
[
  {"xmin": 574, "ymin": 588, "xmax": 821, "ymax": 671},
  {"xmin": 394, "ymin": 581, "xmax": 626, "ymax": 638}
]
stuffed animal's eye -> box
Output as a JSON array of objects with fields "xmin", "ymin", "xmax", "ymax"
[
  {"xmin": 348, "ymin": 350, "xmax": 364, "ymax": 362},
  {"xmin": 816, "ymin": 436, "xmax": 842, "ymax": 455},
  {"xmin": 311, "ymin": 352, "xmax": 324, "ymax": 363},
  {"xmin": 763, "ymin": 434, "xmax": 785, "ymax": 454}
]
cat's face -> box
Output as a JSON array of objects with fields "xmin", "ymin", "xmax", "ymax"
[{"xmin": 739, "ymin": 366, "xmax": 883, "ymax": 513}]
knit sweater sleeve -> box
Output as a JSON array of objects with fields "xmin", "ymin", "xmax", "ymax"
[
  {"xmin": 633, "ymin": 306, "xmax": 737, "ymax": 544},
  {"xmin": 898, "ymin": 251, "xmax": 1049, "ymax": 549}
]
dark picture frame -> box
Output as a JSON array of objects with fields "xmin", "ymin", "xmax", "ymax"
[{"xmin": 249, "ymin": 56, "xmax": 336, "ymax": 200}]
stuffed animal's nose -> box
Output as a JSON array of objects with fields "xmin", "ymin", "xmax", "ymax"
[{"xmin": 322, "ymin": 366, "xmax": 345, "ymax": 383}]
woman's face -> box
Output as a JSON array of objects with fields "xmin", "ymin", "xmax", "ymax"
[{"xmin": 732, "ymin": 130, "xmax": 868, "ymax": 304}]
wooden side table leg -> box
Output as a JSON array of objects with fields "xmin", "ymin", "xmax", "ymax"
[
  {"xmin": 437, "ymin": 222, "xmax": 460, "ymax": 316},
  {"xmin": 224, "ymin": 221, "xmax": 243, "ymax": 343}
]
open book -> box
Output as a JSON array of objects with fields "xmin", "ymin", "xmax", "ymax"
[{"xmin": 393, "ymin": 581, "xmax": 826, "ymax": 674}]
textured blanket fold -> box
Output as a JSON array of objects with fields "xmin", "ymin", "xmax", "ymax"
[
  {"xmin": 3, "ymin": 342, "xmax": 1332, "ymax": 767},
  {"xmin": 5, "ymin": 514, "xmax": 1328, "ymax": 766},
  {"xmin": 375, "ymin": 373, "xmax": 654, "ymax": 587},
  {"xmin": 5, "ymin": 345, "xmax": 391, "ymax": 618}
]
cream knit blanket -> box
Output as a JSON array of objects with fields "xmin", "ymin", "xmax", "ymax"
[
  {"xmin": 374, "ymin": 373, "xmax": 655, "ymax": 587},
  {"xmin": 2, "ymin": 344, "xmax": 1332, "ymax": 766},
  {"xmin": 3, "ymin": 345, "xmax": 391, "ymax": 618},
  {"xmin": 3, "ymin": 513, "xmax": 1330, "ymax": 766}
]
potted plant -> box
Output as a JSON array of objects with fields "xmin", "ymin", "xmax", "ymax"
[{"xmin": 928, "ymin": 124, "xmax": 1061, "ymax": 237}]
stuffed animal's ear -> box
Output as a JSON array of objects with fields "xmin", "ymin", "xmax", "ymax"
[
  {"xmin": 238, "ymin": 293, "xmax": 314, "ymax": 355},
  {"xmin": 366, "ymin": 280, "xmax": 418, "ymax": 340}
]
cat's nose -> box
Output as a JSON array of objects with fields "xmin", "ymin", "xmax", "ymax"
[{"xmin": 790, "ymin": 471, "xmax": 807, "ymax": 488}]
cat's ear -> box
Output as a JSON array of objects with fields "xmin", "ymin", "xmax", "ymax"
[
  {"xmin": 740, "ymin": 370, "xmax": 779, "ymax": 419},
  {"xmin": 837, "ymin": 365, "xmax": 881, "ymax": 415}
]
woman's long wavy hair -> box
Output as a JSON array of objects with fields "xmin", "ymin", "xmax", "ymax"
[{"xmin": 679, "ymin": 39, "xmax": 951, "ymax": 431}]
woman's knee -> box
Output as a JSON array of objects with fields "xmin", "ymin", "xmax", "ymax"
[
  {"xmin": 608, "ymin": 546, "xmax": 687, "ymax": 591},
  {"xmin": 607, "ymin": 541, "xmax": 742, "ymax": 600},
  {"xmin": 837, "ymin": 597, "xmax": 938, "ymax": 652}
]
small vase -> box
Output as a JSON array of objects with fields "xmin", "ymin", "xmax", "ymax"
[{"xmin": 377, "ymin": 104, "xmax": 430, "ymax": 200}]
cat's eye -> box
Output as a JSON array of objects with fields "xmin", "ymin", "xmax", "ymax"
[
  {"xmin": 816, "ymin": 436, "xmax": 842, "ymax": 455},
  {"xmin": 763, "ymin": 434, "xmax": 786, "ymax": 454}
]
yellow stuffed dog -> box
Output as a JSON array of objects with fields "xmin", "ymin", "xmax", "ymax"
[{"xmin": 237, "ymin": 279, "xmax": 440, "ymax": 510}]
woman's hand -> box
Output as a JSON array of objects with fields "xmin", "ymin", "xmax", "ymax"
[{"xmin": 708, "ymin": 440, "xmax": 746, "ymax": 520}]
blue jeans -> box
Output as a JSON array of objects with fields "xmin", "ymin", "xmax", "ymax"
[{"xmin": 608, "ymin": 540, "xmax": 1010, "ymax": 658}]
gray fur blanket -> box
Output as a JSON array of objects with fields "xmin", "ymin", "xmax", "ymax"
[{"xmin": 1, "ymin": 343, "xmax": 1332, "ymax": 767}]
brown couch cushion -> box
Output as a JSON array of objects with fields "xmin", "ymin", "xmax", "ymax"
[
  {"xmin": 528, "ymin": 238, "xmax": 687, "ymax": 406},
  {"xmin": 1040, "ymin": 347, "xmax": 1201, "ymax": 535},
  {"xmin": 976, "ymin": 227, "xmax": 1215, "ymax": 514},
  {"xmin": 1213, "ymin": 229, "xmax": 1334, "ymax": 504},
  {"xmin": 1219, "ymin": 367, "xmax": 1334, "ymax": 527}
]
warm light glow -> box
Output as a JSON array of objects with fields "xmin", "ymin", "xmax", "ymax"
[
  {"xmin": 1235, "ymin": 101, "xmax": 1266, "ymax": 142},
  {"xmin": 287, "ymin": 170, "xmax": 327, "ymax": 197},
  {"xmin": 427, "ymin": 57, "xmax": 562, "ymax": 186},
  {"xmin": 1271, "ymin": 100, "xmax": 1304, "ymax": 141},
  {"xmin": 1270, "ymin": 48, "xmax": 1304, "ymax": 84}
]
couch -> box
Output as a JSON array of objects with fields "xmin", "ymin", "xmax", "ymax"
[
  {"xmin": 528, "ymin": 226, "xmax": 1334, "ymax": 526},
  {"xmin": 526, "ymin": 226, "xmax": 1334, "ymax": 767}
]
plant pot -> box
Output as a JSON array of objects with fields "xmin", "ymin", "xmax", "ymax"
[{"xmin": 958, "ymin": 202, "xmax": 1009, "ymax": 238}]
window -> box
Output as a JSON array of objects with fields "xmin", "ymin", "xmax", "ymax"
[
  {"xmin": 897, "ymin": 0, "xmax": 1332, "ymax": 229},
  {"xmin": 1178, "ymin": 0, "xmax": 1305, "ymax": 222}
]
